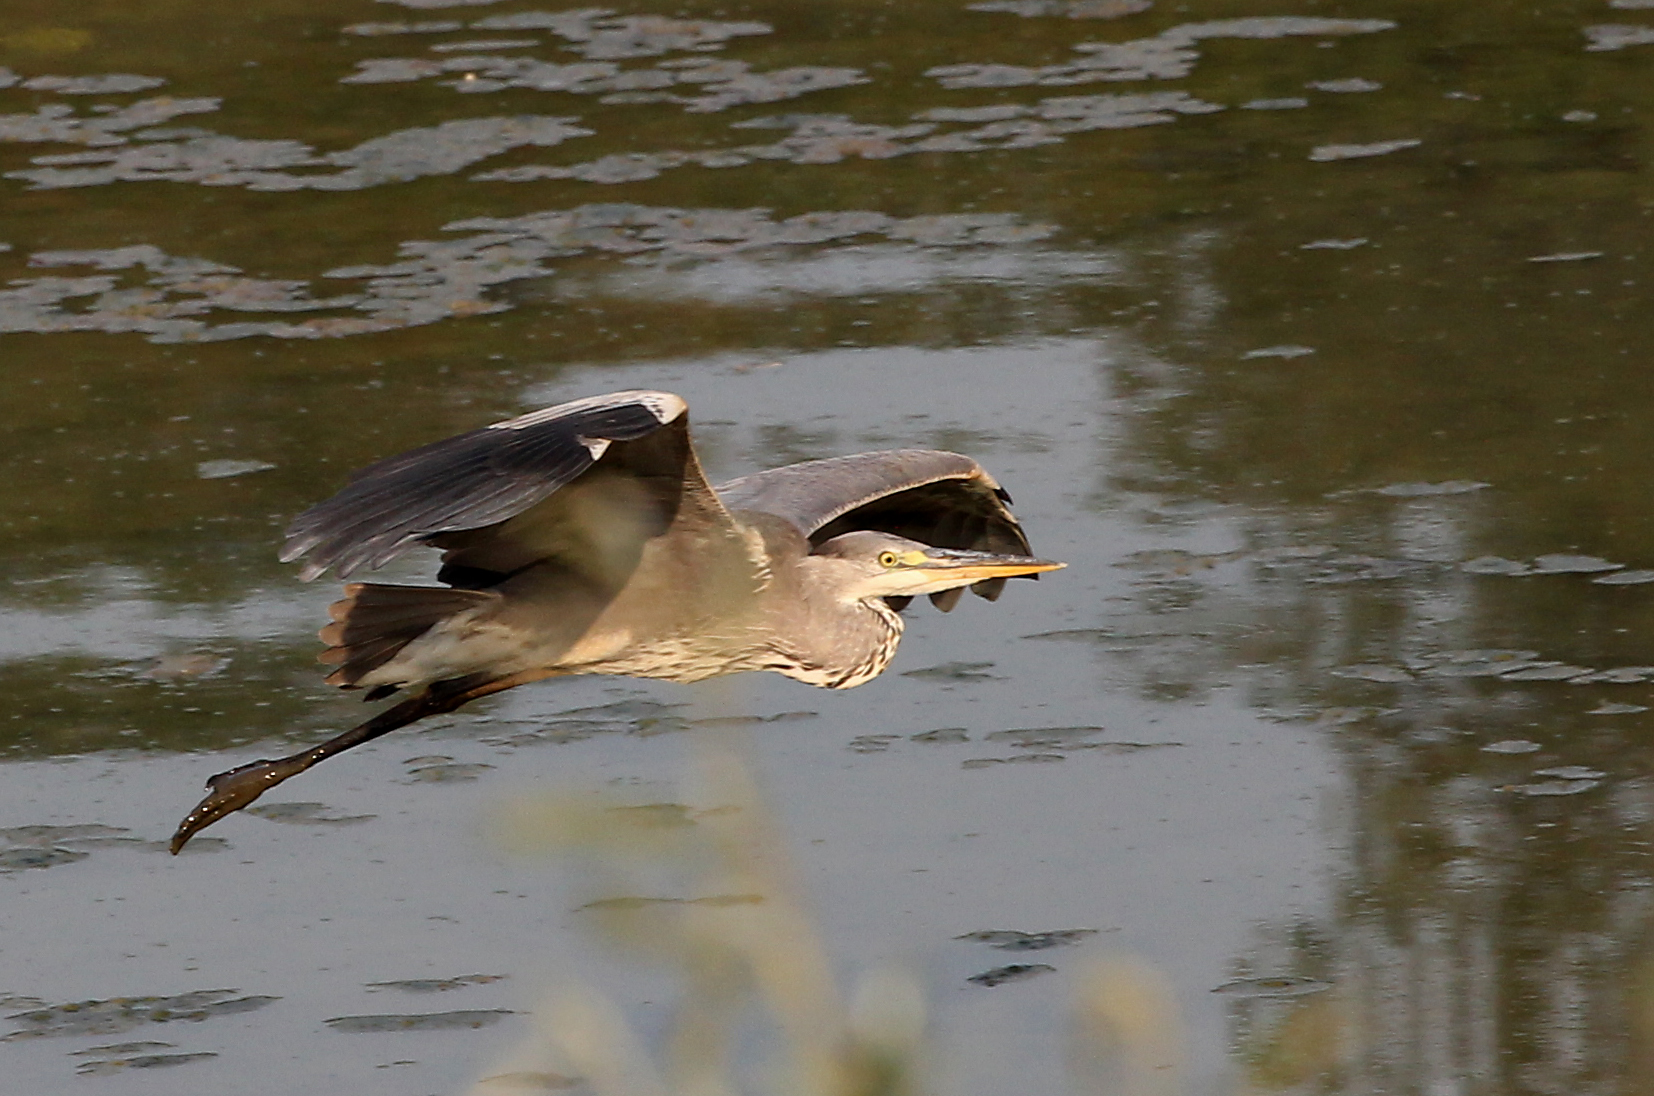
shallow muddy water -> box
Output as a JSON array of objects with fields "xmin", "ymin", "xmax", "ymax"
[{"xmin": 6, "ymin": 1, "xmax": 1654, "ymax": 1093}]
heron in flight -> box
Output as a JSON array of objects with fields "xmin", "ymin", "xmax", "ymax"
[{"xmin": 171, "ymin": 391, "xmax": 1062, "ymax": 852}]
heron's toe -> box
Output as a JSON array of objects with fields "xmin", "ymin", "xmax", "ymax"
[{"xmin": 169, "ymin": 756, "xmax": 308, "ymax": 854}]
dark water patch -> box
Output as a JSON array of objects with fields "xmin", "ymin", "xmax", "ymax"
[
  {"xmin": 366, "ymin": 974, "xmax": 507, "ymax": 993},
  {"xmin": 1211, "ymin": 975, "xmax": 1332, "ymax": 999},
  {"xmin": 1025, "ymin": 626, "xmax": 1173, "ymax": 645},
  {"xmin": 967, "ymin": 963, "xmax": 1055, "ymax": 987},
  {"xmin": 71, "ymin": 1040, "xmax": 176, "ymax": 1055},
  {"xmin": 0, "ymin": 846, "xmax": 88, "ymax": 870},
  {"xmin": 985, "ymin": 725, "xmax": 1106, "ymax": 749},
  {"xmin": 901, "ymin": 660, "xmax": 999, "ymax": 681},
  {"xmin": 480, "ymin": 696, "xmax": 702, "ymax": 745},
  {"xmin": 911, "ymin": 727, "xmax": 970, "ymax": 744},
  {"xmin": 0, "ymin": 823, "xmax": 225, "ymax": 869},
  {"xmin": 1331, "ymin": 650, "xmax": 1654, "ymax": 685},
  {"xmin": 325, "ymin": 1009, "xmax": 514, "ymax": 1033},
  {"xmin": 4, "ymin": 990, "xmax": 277, "ymax": 1040},
  {"xmin": 957, "ymin": 929, "xmax": 1098, "ymax": 951},
  {"xmin": 961, "ymin": 754, "xmax": 1065, "ymax": 768},
  {"xmin": 245, "ymin": 801, "xmax": 378, "ymax": 825},
  {"xmin": 689, "ymin": 710, "xmax": 817, "ymax": 727},
  {"xmin": 76, "ymin": 1051, "xmax": 217, "ymax": 1075},
  {"xmin": 401, "ymin": 761, "xmax": 494, "ymax": 783},
  {"xmin": 0, "ymin": 823, "xmax": 129, "ymax": 844}
]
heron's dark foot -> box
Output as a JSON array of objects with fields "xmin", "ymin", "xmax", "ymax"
[{"xmin": 169, "ymin": 756, "xmax": 309, "ymax": 854}]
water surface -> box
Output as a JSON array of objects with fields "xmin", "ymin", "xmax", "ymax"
[{"xmin": 5, "ymin": 1, "xmax": 1654, "ymax": 1093}]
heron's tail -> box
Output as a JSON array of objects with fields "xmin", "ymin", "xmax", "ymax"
[{"xmin": 317, "ymin": 583, "xmax": 495, "ymax": 692}]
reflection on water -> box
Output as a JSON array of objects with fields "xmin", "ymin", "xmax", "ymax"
[{"xmin": 9, "ymin": 0, "xmax": 1654, "ymax": 1092}]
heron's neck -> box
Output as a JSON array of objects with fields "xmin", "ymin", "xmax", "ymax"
[{"xmin": 762, "ymin": 558, "xmax": 906, "ymax": 689}]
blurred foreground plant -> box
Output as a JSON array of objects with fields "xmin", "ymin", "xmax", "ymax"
[{"xmin": 469, "ymin": 730, "xmax": 1189, "ymax": 1096}]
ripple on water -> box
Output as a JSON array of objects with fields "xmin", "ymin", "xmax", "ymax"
[
  {"xmin": 76, "ymin": 1052, "xmax": 217, "ymax": 1075},
  {"xmin": 967, "ymin": 963, "xmax": 1057, "ymax": 987},
  {"xmin": 1584, "ymin": 25, "xmax": 1654, "ymax": 52},
  {"xmin": 1481, "ymin": 740, "xmax": 1542, "ymax": 754},
  {"xmin": 324, "ymin": 1010, "xmax": 515, "ymax": 1033},
  {"xmin": 1211, "ymin": 975, "xmax": 1333, "ymax": 998},
  {"xmin": 1306, "ymin": 77, "xmax": 1382, "ymax": 93},
  {"xmin": 8, "ymin": 115, "xmax": 592, "ymax": 191},
  {"xmin": 1530, "ymin": 554, "xmax": 1622, "ymax": 574},
  {"xmin": 4, "ymin": 990, "xmax": 277, "ymax": 1040},
  {"xmin": 366, "ymin": 974, "xmax": 508, "ymax": 993},
  {"xmin": 0, "ymin": 206, "xmax": 1057, "ymax": 343},
  {"xmin": 196, "ymin": 458, "xmax": 276, "ymax": 479},
  {"xmin": 929, "ymin": 17, "xmax": 1394, "ymax": 89},
  {"xmin": 1593, "ymin": 569, "xmax": 1654, "ymax": 585},
  {"xmin": 968, "ymin": 0, "xmax": 1153, "ymax": 15},
  {"xmin": 23, "ymin": 74, "xmax": 168, "ymax": 94},
  {"xmin": 244, "ymin": 802, "xmax": 378, "ymax": 825},
  {"xmin": 1241, "ymin": 344, "xmax": 1315, "ymax": 359},
  {"xmin": 1512, "ymin": 779, "xmax": 1602, "ymax": 796},
  {"xmin": 1308, "ymin": 138, "xmax": 1422, "ymax": 162},
  {"xmin": 957, "ymin": 928, "xmax": 1099, "ymax": 950},
  {"xmin": 476, "ymin": 1072, "xmax": 581, "ymax": 1091}
]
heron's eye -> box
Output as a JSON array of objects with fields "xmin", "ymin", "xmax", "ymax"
[{"xmin": 877, "ymin": 551, "xmax": 899, "ymax": 568}]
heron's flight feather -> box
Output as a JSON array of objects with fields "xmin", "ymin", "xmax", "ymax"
[{"xmin": 281, "ymin": 390, "xmax": 703, "ymax": 580}]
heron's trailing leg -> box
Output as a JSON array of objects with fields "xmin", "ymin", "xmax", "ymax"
[{"xmin": 169, "ymin": 672, "xmax": 534, "ymax": 853}]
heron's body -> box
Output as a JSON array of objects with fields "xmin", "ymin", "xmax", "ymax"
[{"xmin": 171, "ymin": 390, "xmax": 1062, "ymax": 852}]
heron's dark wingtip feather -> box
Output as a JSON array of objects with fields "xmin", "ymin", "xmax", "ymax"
[
  {"xmin": 279, "ymin": 391, "xmax": 690, "ymax": 579},
  {"xmin": 971, "ymin": 577, "xmax": 1008, "ymax": 601}
]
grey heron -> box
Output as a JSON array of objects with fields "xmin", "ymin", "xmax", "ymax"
[{"xmin": 170, "ymin": 390, "xmax": 1063, "ymax": 852}]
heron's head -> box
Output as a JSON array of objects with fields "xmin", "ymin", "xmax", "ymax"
[{"xmin": 813, "ymin": 530, "xmax": 1064, "ymax": 603}]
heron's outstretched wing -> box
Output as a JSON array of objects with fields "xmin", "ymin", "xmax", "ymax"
[
  {"xmin": 716, "ymin": 449, "xmax": 1033, "ymax": 556},
  {"xmin": 282, "ymin": 391, "xmax": 728, "ymax": 581}
]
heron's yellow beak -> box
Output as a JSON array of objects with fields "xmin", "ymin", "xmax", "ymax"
[{"xmin": 903, "ymin": 548, "xmax": 1065, "ymax": 582}]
